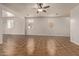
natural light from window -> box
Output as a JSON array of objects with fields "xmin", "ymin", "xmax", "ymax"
[
  {"xmin": 7, "ymin": 20, "xmax": 14, "ymax": 29},
  {"xmin": 2, "ymin": 10, "xmax": 15, "ymax": 17}
]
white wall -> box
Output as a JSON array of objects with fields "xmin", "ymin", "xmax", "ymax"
[
  {"xmin": 0, "ymin": 4, "xmax": 23, "ymax": 19},
  {"xmin": 0, "ymin": 4, "xmax": 25, "ymax": 35},
  {"xmin": 71, "ymin": 5, "xmax": 79, "ymax": 45},
  {"xmin": 0, "ymin": 4, "xmax": 70, "ymax": 37},
  {"xmin": 0, "ymin": 18, "xmax": 3, "ymax": 34},
  {"xmin": 0, "ymin": 8, "xmax": 2, "ymax": 34},
  {"xmin": 26, "ymin": 17, "xmax": 70, "ymax": 36},
  {"xmin": 0, "ymin": 6, "xmax": 3, "ymax": 44},
  {"xmin": 0, "ymin": 4, "xmax": 26, "ymax": 44},
  {"xmin": 4, "ymin": 17, "xmax": 25, "ymax": 35},
  {"xmin": 3, "ymin": 17, "xmax": 70, "ymax": 37}
]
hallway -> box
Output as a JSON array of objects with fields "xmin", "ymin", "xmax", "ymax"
[{"xmin": 0, "ymin": 35, "xmax": 79, "ymax": 56}]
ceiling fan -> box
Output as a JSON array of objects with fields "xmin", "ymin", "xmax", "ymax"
[{"xmin": 35, "ymin": 3, "xmax": 50, "ymax": 13}]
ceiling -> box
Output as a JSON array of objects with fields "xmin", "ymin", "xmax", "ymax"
[{"xmin": 1, "ymin": 3, "xmax": 79, "ymax": 17}]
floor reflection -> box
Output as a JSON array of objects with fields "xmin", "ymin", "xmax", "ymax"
[
  {"xmin": 33, "ymin": 37, "xmax": 48, "ymax": 55},
  {"xmin": 3, "ymin": 39, "xmax": 16, "ymax": 55},
  {"xmin": 26, "ymin": 37, "xmax": 35, "ymax": 55},
  {"xmin": 1, "ymin": 35, "xmax": 79, "ymax": 56},
  {"xmin": 47, "ymin": 39, "xmax": 56, "ymax": 55}
]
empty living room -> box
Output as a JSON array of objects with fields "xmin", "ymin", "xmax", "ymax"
[{"xmin": 0, "ymin": 3, "xmax": 79, "ymax": 56}]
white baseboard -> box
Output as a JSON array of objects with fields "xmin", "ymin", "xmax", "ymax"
[
  {"xmin": 70, "ymin": 39, "xmax": 79, "ymax": 45},
  {"xmin": 27, "ymin": 34, "xmax": 70, "ymax": 37},
  {"xmin": 4, "ymin": 34, "xmax": 25, "ymax": 35}
]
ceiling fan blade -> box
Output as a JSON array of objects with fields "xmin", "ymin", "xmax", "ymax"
[
  {"xmin": 43, "ymin": 6, "xmax": 50, "ymax": 9},
  {"xmin": 43, "ymin": 10, "xmax": 47, "ymax": 13},
  {"xmin": 39, "ymin": 3, "xmax": 43, "ymax": 8}
]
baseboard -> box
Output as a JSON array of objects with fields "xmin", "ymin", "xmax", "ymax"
[
  {"xmin": 70, "ymin": 39, "xmax": 79, "ymax": 45},
  {"xmin": 27, "ymin": 34, "xmax": 70, "ymax": 37},
  {"xmin": 3, "ymin": 34, "xmax": 25, "ymax": 35},
  {"xmin": 2, "ymin": 34, "xmax": 70, "ymax": 37}
]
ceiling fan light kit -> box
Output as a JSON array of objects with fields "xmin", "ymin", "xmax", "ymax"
[{"xmin": 38, "ymin": 9, "xmax": 43, "ymax": 12}]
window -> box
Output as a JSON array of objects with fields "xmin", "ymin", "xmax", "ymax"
[{"xmin": 7, "ymin": 20, "xmax": 14, "ymax": 29}]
